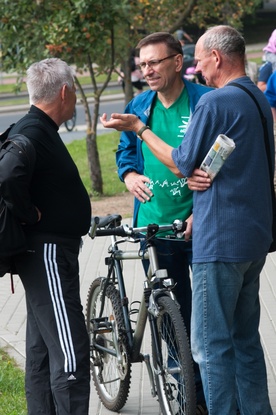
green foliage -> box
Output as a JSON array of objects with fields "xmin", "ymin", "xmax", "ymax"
[
  {"xmin": 0, "ymin": 0, "xmax": 262, "ymax": 75},
  {"xmin": 0, "ymin": 349, "xmax": 27, "ymax": 415},
  {"xmin": 0, "ymin": 0, "xmax": 121, "ymax": 73},
  {"xmin": 1, "ymin": 2, "xmax": 45, "ymax": 73},
  {"xmin": 66, "ymin": 132, "xmax": 126, "ymax": 197},
  {"xmin": 0, "ymin": 0, "xmax": 263, "ymax": 194},
  {"xmin": 188, "ymin": 0, "xmax": 263, "ymax": 29}
]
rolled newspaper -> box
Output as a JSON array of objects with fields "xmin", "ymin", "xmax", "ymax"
[{"xmin": 200, "ymin": 134, "xmax": 235, "ymax": 180}]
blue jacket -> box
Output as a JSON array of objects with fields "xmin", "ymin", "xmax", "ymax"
[
  {"xmin": 264, "ymin": 70, "xmax": 276, "ymax": 107},
  {"xmin": 116, "ymin": 78, "xmax": 213, "ymax": 225}
]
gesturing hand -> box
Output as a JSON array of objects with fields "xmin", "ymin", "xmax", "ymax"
[{"xmin": 100, "ymin": 113, "xmax": 143, "ymax": 133}]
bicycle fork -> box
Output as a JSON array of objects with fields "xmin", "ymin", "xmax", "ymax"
[{"xmin": 142, "ymin": 272, "xmax": 173, "ymax": 394}]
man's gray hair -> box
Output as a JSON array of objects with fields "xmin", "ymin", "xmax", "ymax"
[
  {"xmin": 26, "ymin": 58, "xmax": 75, "ymax": 105},
  {"xmin": 203, "ymin": 25, "xmax": 245, "ymax": 57}
]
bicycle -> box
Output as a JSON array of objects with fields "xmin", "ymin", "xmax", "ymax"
[
  {"xmin": 86, "ymin": 214, "xmax": 196, "ymax": 415},
  {"xmin": 64, "ymin": 107, "xmax": 77, "ymax": 131}
]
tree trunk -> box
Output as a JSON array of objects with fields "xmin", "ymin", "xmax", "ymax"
[
  {"xmin": 75, "ymin": 76, "xmax": 103, "ymax": 195},
  {"xmin": 87, "ymin": 93, "xmax": 103, "ymax": 195},
  {"xmin": 74, "ymin": 28, "xmax": 115, "ymax": 196},
  {"xmin": 122, "ymin": 59, "xmax": 134, "ymax": 106}
]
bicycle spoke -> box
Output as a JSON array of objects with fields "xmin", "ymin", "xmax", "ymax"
[
  {"xmin": 152, "ymin": 296, "xmax": 196, "ymax": 415},
  {"xmin": 86, "ymin": 278, "xmax": 131, "ymax": 411}
]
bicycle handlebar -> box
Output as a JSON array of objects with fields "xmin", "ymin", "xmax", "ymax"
[{"xmin": 89, "ymin": 215, "xmax": 187, "ymax": 240}]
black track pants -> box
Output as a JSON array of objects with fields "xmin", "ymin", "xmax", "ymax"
[{"xmin": 15, "ymin": 234, "xmax": 90, "ymax": 415}]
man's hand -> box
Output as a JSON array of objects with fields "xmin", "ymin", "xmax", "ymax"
[
  {"xmin": 124, "ymin": 172, "xmax": 153, "ymax": 203},
  {"xmin": 184, "ymin": 214, "xmax": 193, "ymax": 242},
  {"xmin": 100, "ymin": 113, "xmax": 143, "ymax": 133},
  {"xmin": 187, "ymin": 169, "xmax": 211, "ymax": 191},
  {"xmin": 35, "ymin": 206, "xmax": 42, "ymax": 222},
  {"xmin": 21, "ymin": 206, "xmax": 41, "ymax": 225}
]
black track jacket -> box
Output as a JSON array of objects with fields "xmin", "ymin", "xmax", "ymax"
[{"xmin": 7, "ymin": 105, "xmax": 91, "ymax": 238}]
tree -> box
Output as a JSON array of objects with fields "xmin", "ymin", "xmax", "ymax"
[
  {"xmin": 187, "ymin": 0, "xmax": 263, "ymax": 30},
  {"xmin": 1, "ymin": 0, "xmax": 121, "ymax": 194},
  {"xmin": 0, "ymin": 0, "xmax": 262, "ymax": 194}
]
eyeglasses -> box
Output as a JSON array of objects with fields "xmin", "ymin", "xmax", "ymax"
[{"xmin": 139, "ymin": 54, "xmax": 178, "ymax": 70}]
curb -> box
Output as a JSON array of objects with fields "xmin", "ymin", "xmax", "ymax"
[
  {"xmin": 0, "ymin": 336, "xmax": 26, "ymax": 371},
  {"xmin": 0, "ymin": 93, "xmax": 125, "ymax": 114}
]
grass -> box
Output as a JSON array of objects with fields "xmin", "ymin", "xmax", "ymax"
[
  {"xmin": 0, "ymin": 349, "xmax": 27, "ymax": 415},
  {"xmin": 248, "ymin": 56, "xmax": 262, "ymax": 65},
  {"xmin": 66, "ymin": 131, "xmax": 127, "ymax": 198}
]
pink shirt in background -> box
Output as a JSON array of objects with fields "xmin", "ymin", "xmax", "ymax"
[{"xmin": 263, "ymin": 29, "xmax": 276, "ymax": 54}]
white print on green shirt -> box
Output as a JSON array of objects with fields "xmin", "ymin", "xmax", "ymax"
[{"xmin": 147, "ymin": 177, "xmax": 188, "ymax": 197}]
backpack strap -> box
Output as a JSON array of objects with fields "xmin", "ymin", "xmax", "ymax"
[
  {"xmin": 227, "ymin": 81, "xmax": 276, "ymax": 252},
  {"xmin": 1, "ymin": 134, "xmax": 36, "ymax": 167},
  {"xmin": 227, "ymin": 82, "xmax": 273, "ymax": 186},
  {"xmin": 0, "ymin": 124, "xmax": 15, "ymax": 144}
]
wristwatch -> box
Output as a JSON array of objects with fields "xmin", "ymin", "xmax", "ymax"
[{"xmin": 137, "ymin": 125, "xmax": 150, "ymax": 140}]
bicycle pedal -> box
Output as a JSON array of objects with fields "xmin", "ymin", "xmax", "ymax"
[{"xmin": 91, "ymin": 317, "xmax": 113, "ymax": 333}]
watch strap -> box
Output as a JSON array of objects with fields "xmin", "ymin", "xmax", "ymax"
[{"xmin": 137, "ymin": 125, "xmax": 150, "ymax": 140}]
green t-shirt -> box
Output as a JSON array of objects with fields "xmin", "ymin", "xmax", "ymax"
[{"xmin": 137, "ymin": 87, "xmax": 193, "ymax": 232}]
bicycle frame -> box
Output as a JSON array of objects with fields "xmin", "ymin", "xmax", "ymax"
[
  {"xmin": 87, "ymin": 216, "xmax": 196, "ymax": 414},
  {"xmin": 93, "ymin": 222, "xmax": 180, "ymax": 396}
]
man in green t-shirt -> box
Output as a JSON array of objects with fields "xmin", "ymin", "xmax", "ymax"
[{"xmin": 116, "ymin": 32, "xmax": 212, "ymax": 414}]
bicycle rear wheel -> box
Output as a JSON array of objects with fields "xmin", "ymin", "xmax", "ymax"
[
  {"xmin": 86, "ymin": 277, "xmax": 131, "ymax": 411},
  {"xmin": 152, "ymin": 295, "xmax": 196, "ymax": 415}
]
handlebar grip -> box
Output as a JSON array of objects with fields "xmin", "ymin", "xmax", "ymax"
[
  {"xmin": 96, "ymin": 226, "xmax": 128, "ymax": 237},
  {"xmin": 89, "ymin": 216, "xmax": 100, "ymax": 239}
]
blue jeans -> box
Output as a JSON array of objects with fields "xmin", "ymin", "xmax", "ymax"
[
  {"xmin": 191, "ymin": 260, "xmax": 272, "ymax": 415},
  {"xmin": 142, "ymin": 238, "xmax": 205, "ymax": 406}
]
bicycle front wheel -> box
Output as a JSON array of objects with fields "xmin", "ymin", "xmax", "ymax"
[
  {"xmin": 86, "ymin": 277, "xmax": 132, "ymax": 411},
  {"xmin": 152, "ymin": 295, "xmax": 196, "ymax": 415},
  {"xmin": 64, "ymin": 108, "xmax": 76, "ymax": 131}
]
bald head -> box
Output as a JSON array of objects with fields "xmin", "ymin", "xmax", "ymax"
[
  {"xmin": 200, "ymin": 25, "xmax": 245, "ymax": 60},
  {"xmin": 194, "ymin": 25, "xmax": 246, "ymax": 87}
]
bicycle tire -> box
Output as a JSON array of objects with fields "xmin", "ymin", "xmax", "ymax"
[
  {"xmin": 151, "ymin": 295, "xmax": 196, "ymax": 415},
  {"xmin": 86, "ymin": 277, "xmax": 132, "ymax": 411},
  {"xmin": 64, "ymin": 108, "xmax": 76, "ymax": 131}
]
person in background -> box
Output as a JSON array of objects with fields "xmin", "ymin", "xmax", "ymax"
[
  {"xmin": 116, "ymin": 31, "xmax": 213, "ymax": 415},
  {"xmin": 257, "ymin": 30, "xmax": 276, "ymax": 92},
  {"xmin": 257, "ymin": 60, "xmax": 273, "ymax": 91},
  {"xmin": 176, "ymin": 28, "xmax": 193, "ymax": 45},
  {"xmin": 7, "ymin": 58, "xmax": 91, "ymax": 414},
  {"xmin": 264, "ymin": 70, "xmax": 276, "ymax": 122},
  {"xmin": 101, "ymin": 25, "xmax": 274, "ymax": 415},
  {"xmin": 263, "ymin": 29, "xmax": 276, "ymax": 72},
  {"xmin": 130, "ymin": 54, "xmax": 144, "ymax": 95},
  {"xmin": 264, "ymin": 70, "xmax": 276, "ymax": 191},
  {"xmin": 119, "ymin": 49, "xmax": 145, "ymax": 95}
]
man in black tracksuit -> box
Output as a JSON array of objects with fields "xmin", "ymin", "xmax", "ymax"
[{"xmin": 7, "ymin": 58, "xmax": 91, "ymax": 414}]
